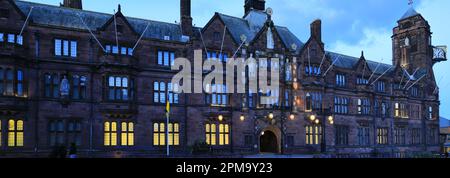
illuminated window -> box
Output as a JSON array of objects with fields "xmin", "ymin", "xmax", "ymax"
[
  {"xmin": 104, "ymin": 122, "xmax": 117, "ymax": 146},
  {"xmin": 305, "ymin": 125, "xmax": 321, "ymax": 145},
  {"xmin": 205, "ymin": 124, "xmax": 217, "ymax": 145},
  {"xmin": 121, "ymin": 122, "xmax": 134, "ymax": 146},
  {"xmin": 428, "ymin": 106, "xmax": 434, "ymax": 120},
  {"xmin": 8, "ymin": 119, "xmax": 24, "ymax": 147},
  {"xmin": 219, "ymin": 124, "xmax": 230, "ymax": 145},
  {"xmin": 153, "ymin": 122, "xmax": 179, "ymax": 146},
  {"xmin": 377, "ymin": 128, "xmax": 388, "ymax": 145},
  {"xmin": 394, "ymin": 102, "xmax": 409, "ymax": 118}
]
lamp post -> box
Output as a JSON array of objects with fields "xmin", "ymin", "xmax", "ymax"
[{"xmin": 309, "ymin": 107, "xmax": 333, "ymax": 153}]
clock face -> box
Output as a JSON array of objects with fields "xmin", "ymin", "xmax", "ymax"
[
  {"xmin": 433, "ymin": 47, "xmax": 446, "ymax": 59},
  {"xmin": 404, "ymin": 37, "xmax": 410, "ymax": 46}
]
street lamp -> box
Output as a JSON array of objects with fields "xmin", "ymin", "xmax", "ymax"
[
  {"xmin": 308, "ymin": 107, "xmax": 334, "ymax": 153},
  {"xmin": 240, "ymin": 114, "xmax": 245, "ymax": 121},
  {"xmin": 309, "ymin": 115, "xmax": 316, "ymax": 121},
  {"xmin": 289, "ymin": 114, "xmax": 295, "ymax": 120},
  {"xmin": 268, "ymin": 112, "xmax": 274, "ymax": 120},
  {"xmin": 218, "ymin": 115, "xmax": 223, "ymax": 121}
]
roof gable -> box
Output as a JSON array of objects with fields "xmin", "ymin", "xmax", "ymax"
[
  {"xmin": 99, "ymin": 10, "xmax": 137, "ymax": 36},
  {"xmin": 14, "ymin": 0, "xmax": 184, "ymax": 42}
]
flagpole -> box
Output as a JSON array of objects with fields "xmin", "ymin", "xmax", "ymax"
[
  {"xmin": 166, "ymin": 111, "xmax": 169, "ymax": 157},
  {"xmin": 166, "ymin": 100, "xmax": 170, "ymax": 157}
]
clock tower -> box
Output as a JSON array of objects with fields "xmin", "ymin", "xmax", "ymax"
[{"xmin": 392, "ymin": 7, "xmax": 433, "ymax": 73}]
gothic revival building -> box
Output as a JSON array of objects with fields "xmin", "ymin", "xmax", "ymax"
[{"xmin": 0, "ymin": 0, "xmax": 445, "ymax": 157}]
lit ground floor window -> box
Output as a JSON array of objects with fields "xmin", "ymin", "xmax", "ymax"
[
  {"xmin": 8, "ymin": 119, "xmax": 24, "ymax": 147},
  {"xmin": 153, "ymin": 122, "xmax": 179, "ymax": 146},
  {"xmin": 206, "ymin": 123, "xmax": 230, "ymax": 146}
]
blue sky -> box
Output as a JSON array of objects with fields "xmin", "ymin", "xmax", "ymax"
[{"xmin": 24, "ymin": 0, "xmax": 450, "ymax": 118}]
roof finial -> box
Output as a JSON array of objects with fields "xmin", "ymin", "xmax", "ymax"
[
  {"xmin": 408, "ymin": 0, "xmax": 414, "ymax": 6},
  {"xmin": 118, "ymin": 4, "xmax": 121, "ymax": 12},
  {"xmin": 361, "ymin": 50, "xmax": 365, "ymax": 58}
]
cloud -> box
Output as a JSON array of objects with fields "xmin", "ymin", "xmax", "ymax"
[{"xmin": 329, "ymin": 28, "xmax": 392, "ymax": 63}]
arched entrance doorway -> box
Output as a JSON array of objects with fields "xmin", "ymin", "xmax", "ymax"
[{"xmin": 260, "ymin": 131, "xmax": 278, "ymax": 153}]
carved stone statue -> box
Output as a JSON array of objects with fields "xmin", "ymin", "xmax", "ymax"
[{"xmin": 60, "ymin": 75, "xmax": 70, "ymax": 97}]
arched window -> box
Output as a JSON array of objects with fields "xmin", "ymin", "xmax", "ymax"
[
  {"xmin": 8, "ymin": 119, "xmax": 24, "ymax": 147},
  {"xmin": 219, "ymin": 124, "xmax": 230, "ymax": 145},
  {"xmin": 121, "ymin": 122, "xmax": 134, "ymax": 146},
  {"xmin": 104, "ymin": 122, "xmax": 117, "ymax": 146}
]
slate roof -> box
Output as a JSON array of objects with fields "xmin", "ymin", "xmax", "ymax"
[
  {"xmin": 15, "ymin": 0, "xmax": 185, "ymax": 42},
  {"xmin": 217, "ymin": 10, "xmax": 304, "ymax": 51},
  {"xmin": 14, "ymin": 0, "xmax": 397, "ymax": 74},
  {"xmin": 328, "ymin": 52, "xmax": 394, "ymax": 75},
  {"xmin": 400, "ymin": 7, "xmax": 420, "ymax": 21}
]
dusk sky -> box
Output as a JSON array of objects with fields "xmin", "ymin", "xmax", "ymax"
[{"xmin": 24, "ymin": 0, "xmax": 450, "ymax": 118}]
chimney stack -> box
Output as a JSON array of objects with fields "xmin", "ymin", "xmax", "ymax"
[
  {"xmin": 180, "ymin": 0, "xmax": 193, "ymax": 37},
  {"xmin": 61, "ymin": 0, "xmax": 83, "ymax": 9},
  {"xmin": 244, "ymin": 0, "xmax": 266, "ymax": 15},
  {"xmin": 310, "ymin": 19, "xmax": 322, "ymax": 42}
]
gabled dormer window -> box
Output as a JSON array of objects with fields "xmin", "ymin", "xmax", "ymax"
[
  {"xmin": 206, "ymin": 51, "xmax": 228, "ymax": 63},
  {"xmin": 1, "ymin": 33, "xmax": 22, "ymax": 45},
  {"xmin": 105, "ymin": 45, "xmax": 133, "ymax": 56},
  {"xmin": 336, "ymin": 74, "xmax": 346, "ymax": 87},
  {"xmin": 357, "ymin": 77, "xmax": 368, "ymax": 85},
  {"xmin": 375, "ymin": 81, "xmax": 386, "ymax": 93}
]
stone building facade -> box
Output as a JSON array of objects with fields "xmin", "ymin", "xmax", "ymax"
[{"xmin": 0, "ymin": 0, "xmax": 445, "ymax": 158}]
